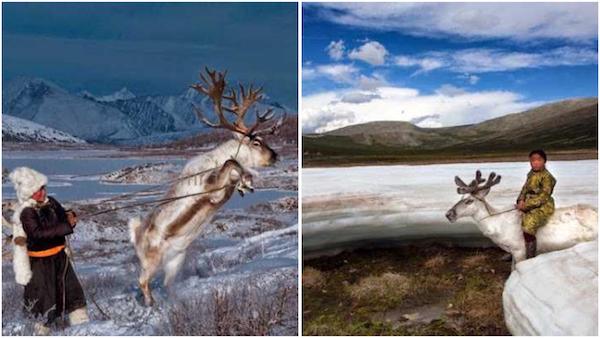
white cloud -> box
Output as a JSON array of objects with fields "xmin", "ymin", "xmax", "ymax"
[
  {"xmin": 435, "ymin": 84, "xmax": 467, "ymax": 97},
  {"xmin": 302, "ymin": 85, "xmax": 544, "ymax": 133},
  {"xmin": 303, "ymin": 63, "xmax": 359, "ymax": 84},
  {"xmin": 410, "ymin": 114, "xmax": 442, "ymax": 128},
  {"xmin": 340, "ymin": 91, "xmax": 381, "ymax": 104},
  {"xmin": 394, "ymin": 55, "xmax": 445, "ymax": 74},
  {"xmin": 456, "ymin": 73, "xmax": 480, "ymax": 85},
  {"xmin": 348, "ymin": 41, "xmax": 389, "ymax": 65},
  {"xmin": 468, "ymin": 75, "xmax": 480, "ymax": 85},
  {"xmin": 309, "ymin": 3, "xmax": 597, "ymax": 42},
  {"xmin": 302, "ymin": 66, "xmax": 318, "ymax": 81},
  {"xmin": 394, "ymin": 47, "xmax": 597, "ymax": 74},
  {"xmin": 357, "ymin": 73, "xmax": 388, "ymax": 90},
  {"xmin": 303, "ymin": 63, "xmax": 389, "ymax": 91},
  {"xmin": 326, "ymin": 40, "xmax": 346, "ymax": 61}
]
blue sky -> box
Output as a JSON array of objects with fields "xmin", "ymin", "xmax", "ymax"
[
  {"xmin": 3, "ymin": 2, "xmax": 298, "ymax": 109},
  {"xmin": 302, "ymin": 3, "xmax": 598, "ymax": 132}
]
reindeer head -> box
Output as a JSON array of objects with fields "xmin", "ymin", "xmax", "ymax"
[
  {"xmin": 445, "ymin": 170, "xmax": 501, "ymax": 223},
  {"xmin": 191, "ymin": 67, "xmax": 284, "ymax": 167}
]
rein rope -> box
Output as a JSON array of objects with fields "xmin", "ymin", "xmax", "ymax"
[
  {"xmin": 80, "ymin": 136, "xmax": 248, "ymax": 218},
  {"xmin": 471, "ymin": 195, "xmax": 518, "ymax": 221},
  {"xmin": 58, "ymin": 136, "xmax": 248, "ymax": 321}
]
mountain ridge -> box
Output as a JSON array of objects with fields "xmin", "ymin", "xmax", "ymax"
[
  {"xmin": 303, "ymin": 97, "xmax": 598, "ymax": 166},
  {"xmin": 3, "ymin": 77, "xmax": 293, "ymax": 145}
]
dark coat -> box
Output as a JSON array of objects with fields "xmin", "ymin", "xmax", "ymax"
[
  {"xmin": 20, "ymin": 196, "xmax": 86, "ymax": 324},
  {"xmin": 20, "ymin": 196, "xmax": 73, "ymax": 252},
  {"xmin": 24, "ymin": 251, "xmax": 87, "ymax": 324}
]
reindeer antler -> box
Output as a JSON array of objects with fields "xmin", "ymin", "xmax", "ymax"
[
  {"xmin": 191, "ymin": 67, "xmax": 282, "ymax": 137},
  {"xmin": 455, "ymin": 170, "xmax": 501, "ymax": 195}
]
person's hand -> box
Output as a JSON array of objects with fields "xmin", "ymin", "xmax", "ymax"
[
  {"xmin": 516, "ymin": 200, "xmax": 525, "ymax": 211},
  {"xmin": 66, "ymin": 210, "xmax": 78, "ymax": 228}
]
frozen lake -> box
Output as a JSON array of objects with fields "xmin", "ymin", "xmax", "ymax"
[
  {"xmin": 2, "ymin": 150, "xmax": 292, "ymax": 208},
  {"xmin": 303, "ymin": 160, "xmax": 598, "ymax": 254}
]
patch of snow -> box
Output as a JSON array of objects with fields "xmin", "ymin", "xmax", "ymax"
[
  {"xmin": 503, "ymin": 240, "xmax": 598, "ymax": 335},
  {"xmin": 303, "ymin": 160, "xmax": 598, "ymax": 254},
  {"xmin": 96, "ymin": 88, "xmax": 136, "ymax": 102},
  {"xmin": 2, "ymin": 115, "xmax": 87, "ymax": 144}
]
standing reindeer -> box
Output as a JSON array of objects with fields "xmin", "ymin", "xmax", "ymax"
[
  {"xmin": 129, "ymin": 68, "xmax": 282, "ymax": 306},
  {"xmin": 445, "ymin": 170, "xmax": 597, "ymax": 264}
]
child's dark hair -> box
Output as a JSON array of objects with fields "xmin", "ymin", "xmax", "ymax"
[{"xmin": 529, "ymin": 149, "xmax": 547, "ymax": 162}]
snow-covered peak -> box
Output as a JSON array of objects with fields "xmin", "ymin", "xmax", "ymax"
[
  {"xmin": 3, "ymin": 77, "xmax": 66, "ymax": 104},
  {"xmin": 2, "ymin": 114, "xmax": 87, "ymax": 144},
  {"xmin": 97, "ymin": 87, "xmax": 136, "ymax": 102},
  {"xmin": 78, "ymin": 90, "xmax": 97, "ymax": 100}
]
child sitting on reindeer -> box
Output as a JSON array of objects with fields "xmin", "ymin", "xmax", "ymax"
[{"xmin": 516, "ymin": 149, "xmax": 557, "ymax": 259}]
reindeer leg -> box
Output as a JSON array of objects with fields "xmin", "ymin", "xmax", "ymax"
[
  {"xmin": 138, "ymin": 252, "xmax": 160, "ymax": 307},
  {"xmin": 163, "ymin": 251, "xmax": 186, "ymax": 290}
]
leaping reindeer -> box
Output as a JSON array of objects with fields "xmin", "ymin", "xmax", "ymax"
[
  {"xmin": 446, "ymin": 170, "xmax": 597, "ymax": 264},
  {"xmin": 129, "ymin": 68, "xmax": 282, "ymax": 306}
]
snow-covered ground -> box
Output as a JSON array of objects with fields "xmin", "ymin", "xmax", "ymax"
[
  {"xmin": 2, "ymin": 115, "xmax": 86, "ymax": 144},
  {"xmin": 303, "ymin": 160, "xmax": 597, "ymax": 255},
  {"xmin": 2, "ymin": 149, "xmax": 298, "ymax": 335},
  {"xmin": 503, "ymin": 240, "xmax": 598, "ymax": 335}
]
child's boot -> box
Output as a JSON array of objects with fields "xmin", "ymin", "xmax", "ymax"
[{"xmin": 523, "ymin": 231, "xmax": 537, "ymax": 259}]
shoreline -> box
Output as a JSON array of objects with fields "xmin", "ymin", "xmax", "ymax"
[{"xmin": 302, "ymin": 149, "xmax": 598, "ymax": 168}]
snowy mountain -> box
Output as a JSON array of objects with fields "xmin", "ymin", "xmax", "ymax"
[
  {"xmin": 2, "ymin": 114, "xmax": 86, "ymax": 144},
  {"xmin": 3, "ymin": 77, "xmax": 140, "ymax": 143},
  {"xmin": 106, "ymin": 97, "xmax": 178, "ymax": 135},
  {"xmin": 96, "ymin": 87, "xmax": 136, "ymax": 102},
  {"xmin": 3, "ymin": 77, "xmax": 293, "ymax": 145}
]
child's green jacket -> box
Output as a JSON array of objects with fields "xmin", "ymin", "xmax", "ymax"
[{"xmin": 517, "ymin": 168, "xmax": 557, "ymax": 234}]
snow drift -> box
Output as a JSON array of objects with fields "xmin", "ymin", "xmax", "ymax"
[{"xmin": 503, "ymin": 240, "xmax": 598, "ymax": 335}]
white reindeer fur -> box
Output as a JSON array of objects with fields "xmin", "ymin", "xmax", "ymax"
[
  {"xmin": 182, "ymin": 138, "xmax": 262, "ymax": 175},
  {"xmin": 449, "ymin": 190, "xmax": 597, "ymax": 263},
  {"xmin": 129, "ymin": 136, "xmax": 265, "ymax": 305},
  {"xmin": 8, "ymin": 167, "xmax": 49, "ymax": 286},
  {"xmin": 130, "ymin": 138, "xmax": 258, "ymax": 244}
]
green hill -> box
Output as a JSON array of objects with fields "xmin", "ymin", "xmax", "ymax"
[{"xmin": 303, "ymin": 98, "xmax": 598, "ymax": 167}]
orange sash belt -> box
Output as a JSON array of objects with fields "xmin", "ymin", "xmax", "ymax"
[{"xmin": 28, "ymin": 245, "xmax": 65, "ymax": 257}]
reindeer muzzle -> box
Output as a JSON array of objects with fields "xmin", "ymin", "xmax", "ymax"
[{"xmin": 445, "ymin": 209, "xmax": 457, "ymax": 223}]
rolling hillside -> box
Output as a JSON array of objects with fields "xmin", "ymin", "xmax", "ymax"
[{"xmin": 303, "ymin": 98, "xmax": 598, "ymax": 166}]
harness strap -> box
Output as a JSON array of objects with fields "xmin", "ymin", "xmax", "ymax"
[
  {"xmin": 472, "ymin": 195, "xmax": 517, "ymax": 221},
  {"xmin": 28, "ymin": 244, "xmax": 65, "ymax": 257}
]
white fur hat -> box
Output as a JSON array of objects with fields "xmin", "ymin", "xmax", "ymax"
[{"xmin": 8, "ymin": 167, "xmax": 48, "ymax": 203}]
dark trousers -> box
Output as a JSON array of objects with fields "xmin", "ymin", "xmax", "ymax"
[{"xmin": 23, "ymin": 250, "xmax": 86, "ymax": 325}]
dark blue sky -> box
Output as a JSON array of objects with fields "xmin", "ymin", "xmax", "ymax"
[{"xmin": 3, "ymin": 2, "xmax": 298, "ymax": 109}]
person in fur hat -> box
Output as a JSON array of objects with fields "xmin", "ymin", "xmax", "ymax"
[{"xmin": 8, "ymin": 167, "xmax": 88, "ymax": 334}]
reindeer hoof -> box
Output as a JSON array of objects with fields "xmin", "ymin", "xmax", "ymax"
[{"xmin": 144, "ymin": 296, "xmax": 155, "ymax": 307}]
